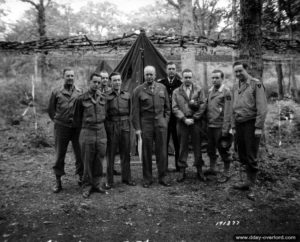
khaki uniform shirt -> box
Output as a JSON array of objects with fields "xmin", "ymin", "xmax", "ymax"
[
  {"xmin": 48, "ymin": 85, "xmax": 82, "ymax": 127},
  {"xmin": 106, "ymin": 90, "xmax": 131, "ymax": 121},
  {"xmin": 232, "ymin": 77, "xmax": 268, "ymax": 129},
  {"xmin": 73, "ymin": 90, "xmax": 106, "ymax": 130},
  {"xmin": 132, "ymin": 82, "xmax": 170, "ymax": 130},
  {"xmin": 207, "ymin": 84, "xmax": 232, "ymax": 134}
]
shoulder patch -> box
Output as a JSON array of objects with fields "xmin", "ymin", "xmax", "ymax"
[{"xmin": 257, "ymin": 84, "xmax": 261, "ymax": 88}]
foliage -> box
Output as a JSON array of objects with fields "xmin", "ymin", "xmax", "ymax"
[
  {"xmin": 193, "ymin": 0, "xmax": 228, "ymax": 38},
  {"xmin": 0, "ymin": 0, "xmax": 7, "ymax": 34},
  {"xmin": 77, "ymin": 1, "xmax": 122, "ymax": 39},
  {"xmin": 262, "ymin": 0, "xmax": 300, "ymax": 37},
  {"xmin": 5, "ymin": 8, "xmax": 37, "ymax": 41},
  {"xmin": 123, "ymin": 1, "xmax": 180, "ymax": 35}
]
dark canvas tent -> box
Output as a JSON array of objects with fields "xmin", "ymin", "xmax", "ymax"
[
  {"xmin": 95, "ymin": 60, "xmax": 113, "ymax": 74},
  {"xmin": 113, "ymin": 30, "xmax": 167, "ymax": 93}
]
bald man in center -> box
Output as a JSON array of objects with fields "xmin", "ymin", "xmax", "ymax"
[{"xmin": 132, "ymin": 66, "xmax": 171, "ymax": 188}]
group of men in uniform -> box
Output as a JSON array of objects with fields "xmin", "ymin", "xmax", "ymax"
[{"xmin": 48, "ymin": 60, "xmax": 267, "ymax": 198}]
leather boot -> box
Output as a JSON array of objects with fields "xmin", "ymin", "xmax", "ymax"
[
  {"xmin": 248, "ymin": 170, "xmax": 257, "ymax": 186},
  {"xmin": 78, "ymin": 175, "xmax": 83, "ymax": 187},
  {"xmin": 197, "ymin": 167, "xmax": 207, "ymax": 181},
  {"xmin": 218, "ymin": 161, "xmax": 231, "ymax": 183},
  {"xmin": 233, "ymin": 169, "xmax": 257, "ymax": 190},
  {"xmin": 204, "ymin": 158, "xmax": 217, "ymax": 175},
  {"xmin": 177, "ymin": 168, "xmax": 186, "ymax": 183},
  {"xmin": 93, "ymin": 177, "xmax": 107, "ymax": 194},
  {"xmin": 53, "ymin": 176, "xmax": 62, "ymax": 193},
  {"xmin": 82, "ymin": 186, "xmax": 92, "ymax": 198}
]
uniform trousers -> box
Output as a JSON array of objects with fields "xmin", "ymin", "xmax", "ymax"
[
  {"xmin": 207, "ymin": 127, "xmax": 231, "ymax": 163},
  {"xmin": 166, "ymin": 114, "xmax": 180, "ymax": 170},
  {"xmin": 141, "ymin": 120, "xmax": 167, "ymax": 183},
  {"xmin": 80, "ymin": 125, "xmax": 107, "ymax": 190},
  {"xmin": 177, "ymin": 120, "xmax": 203, "ymax": 168},
  {"xmin": 106, "ymin": 119, "xmax": 131, "ymax": 185},
  {"xmin": 53, "ymin": 123, "xmax": 83, "ymax": 177},
  {"xmin": 235, "ymin": 119, "xmax": 260, "ymax": 172}
]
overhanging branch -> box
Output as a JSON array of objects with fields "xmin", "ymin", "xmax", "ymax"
[{"xmin": 0, "ymin": 33, "xmax": 298, "ymax": 54}]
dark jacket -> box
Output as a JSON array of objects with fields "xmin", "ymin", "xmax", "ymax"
[
  {"xmin": 158, "ymin": 75, "xmax": 182, "ymax": 105},
  {"xmin": 48, "ymin": 85, "xmax": 82, "ymax": 127},
  {"xmin": 172, "ymin": 84, "xmax": 207, "ymax": 121},
  {"xmin": 73, "ymin": 90, "xmax": 106, "ymax": 130},
  {"xmin": 207, "ymin": 84, "xmax": 232, "ymax": 134},
  {"xmin": 232, "ymin": 77, "xmax": 267, "ymax": 129},
  {"xmin": 132, "ymin": 82, "xmax": 170, "ymax": 130}
]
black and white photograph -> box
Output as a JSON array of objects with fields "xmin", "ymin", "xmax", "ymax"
[{"xmin": 0, "ymin": 0, "xmax": 299, "ymax": 241}]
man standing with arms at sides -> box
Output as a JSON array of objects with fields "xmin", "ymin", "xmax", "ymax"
[
  {"xmin": 159, "ymin": 62, "xmax": 182, "ymax": 172},
  {"xmin": 172, "ymin": 69, "xmax": 207, "ymax": 182},
  {"xmin": 231, "ymin": 61, "xmax": 267, "ymax": 193},
  {"xmin": 73, "ymin": 73, "xmax": 107, "ymax": 198},
  {"xmin": 132, "ymin": 66, "xmax": 171, "ymax": 188},
  {"xmin": 105, "ymin": 72, "xmax": 136, "ymax": 189},
  {"xmin": 206, "ymin": 70, "xmax": 232, "ymax": 182},
  {"xmin": 100, "ymin": 70, "xmax": 120, "ymax": 176},
  {"xmin": 48, "ymin": 68, "xmax": 83, "ymax": 193}
]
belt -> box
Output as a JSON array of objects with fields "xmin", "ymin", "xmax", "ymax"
[{"xmin": 108, "ymin": 116, "xmax": 129, "ymax": 122}]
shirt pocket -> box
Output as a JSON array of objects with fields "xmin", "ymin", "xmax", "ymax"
[
  {"xmin": 57, "ymin": 93, "xmax": 69, "ymax": 110},
  {"xmin": 158, "ymin": 91, "xmax": 166, "ymax": 106},
  {"xmin": 119, "ymin": 94, "xmax": 130, "ymax": 112},
  {"xmin": 140, "ymin": 94, "xmax": 152, "ymax": 106},
  {"xmin": 82, "ymin": 101, "xmax": 94, "ymax": 121},
  {"xmin": 96, "ymin": 100, "xmax": 106, "ymax": 120},
  {"xmin": 243, "ymin": 88, "xmax": 255, "ymax": 108}
]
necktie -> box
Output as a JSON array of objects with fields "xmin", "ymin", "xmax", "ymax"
[
  {"xmin": 186, "ymin": 86, "xmax": 191, "ymax": 98},
  {"xmin": 150, "ymin": 85, "xmax": 154, "ymax": 93}
]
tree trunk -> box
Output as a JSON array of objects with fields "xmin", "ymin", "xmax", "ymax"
[
  {"xmin": 290, "ymin": 58, "xmax": 299, "ymax": 102},
  {"xmin": 179, "ymin": 0, "xmax": 197, "ymax": 80},
  {"xmin": 239, "ymin": 0, "xmax": 263, "ymax": 79},
  {"xmin": 202, "ymin": 62, "xmax": 208, "ymax": 94},
  {"xmin": 232, "ymin": 0, "xmax": 238, "ymax": 62},
  {"xmin": 287, "ymin": 60, "xmax": 291, "ymax": 96},
  {"xmin": 179, "ymin": 0, "xmax": 195, "ymax": 36},
  {"xmin": 37, "ymin": 0, "xmax": 46, "ymax": 82},
  {"xmin": 275, "ymin": 60, "xmax": 284, "ymax": 100},
  {"xmin": 232, "ymin": 0, "xmax": 237, "ymax": 40}
]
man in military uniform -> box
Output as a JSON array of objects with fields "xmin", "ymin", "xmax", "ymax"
[
  {"xmin": 132, "ymin": 66, "xmax": 171, "ymax": 188},
  {"xmin": 159, "ymin": 62, "xmax": 182, "ymax": 172},
  {"xmin": 105, "ymin": 72, "xmax": 136, "ymax": 189},
  {"xmin": 206, "ymin": 70, "xmax": 232, "ymax": 182},
  {"xmin": 231, "ymin": 62, "xmax": 267, "ymax": 191},
  {"xmin": 100, "ymin": 70, "xmax": 112, "ymax": 93},
  {"xmin": 48, "ymin": 68, "xmax": 83, "ymax": 193},
  {"xmin": 73, "ymin": 73, "xmax": 107, "ymax": 198},
  {"xmin": 100, "ymin": 70, "xmax": 120, "ymax": 176},
  {"xmin": 172, "ymin": 69, "xmax": 207, "ymax": 182}
]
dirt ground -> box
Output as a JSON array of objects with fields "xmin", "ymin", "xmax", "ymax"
[{"xmin": 0, "ymin": 107, "xmax": 300, "ymax": 242}]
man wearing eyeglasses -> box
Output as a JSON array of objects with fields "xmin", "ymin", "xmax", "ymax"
[
  {"xmin": 172, "ymin": 69, "xmax": 207, "ymax": 182},
  {"xmin": 159, "ymin": 62, "xmax": 182, "ymax": 172},
  {"xmin": 73, "ymin": 73, "xmax": 107, "ymax": 198}
]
